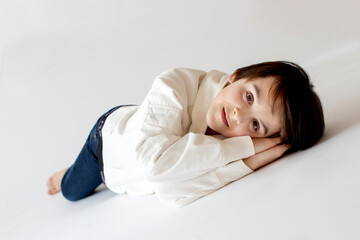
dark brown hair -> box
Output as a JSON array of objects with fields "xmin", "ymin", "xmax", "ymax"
[{"xmin": 232, "ymin": 61, "xmax": 324, "ymax": 153}]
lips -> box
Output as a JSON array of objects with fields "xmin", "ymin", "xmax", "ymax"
[{"xmin": 221, "ymin": 107, "xmax": 229, "ymax": 127}]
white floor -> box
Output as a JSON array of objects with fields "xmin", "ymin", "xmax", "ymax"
[{"xmin": 1, "ymin": 1, "xmax": 360, "ymax": 239}]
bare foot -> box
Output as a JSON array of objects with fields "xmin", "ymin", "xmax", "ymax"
[{"xmin": 47, "ymin": 168, "xmax": 68, "ymax": 195}]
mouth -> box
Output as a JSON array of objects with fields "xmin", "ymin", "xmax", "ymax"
[{"xmin": 221, "ymin": 107, "xmax": 229, "ymax": 127}]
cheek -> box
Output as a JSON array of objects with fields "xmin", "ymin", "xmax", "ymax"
[
  {"xmin": 205, "ymin": 107, "xmax": 214, "ymax": 126},
  {"xmin": 225, "ymin": 124, "xmax": 250, "ymax": 137},
  {"xmin": 206, "ymin": 104, "xmax": 220, "ymax": 128}
]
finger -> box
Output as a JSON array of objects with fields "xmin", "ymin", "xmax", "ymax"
[
  {"xmin": 244, "ymin": 144, "xmax": 290, "ymax": 170},
  {"xmin": 260, "ymin": 144, "xmax": 289, "ymax": 163},
  {"xmin": 252, "ymin": 137, "xmax": 282, "ymax": 153},
  {"xmin": 255, "ymin": 144, "xmax": 289, "ymax": 166}
]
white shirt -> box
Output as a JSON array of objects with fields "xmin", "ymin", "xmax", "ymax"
[{"xmin": 101, "ymin": 68, "xmax": 255, "ymax": 207}]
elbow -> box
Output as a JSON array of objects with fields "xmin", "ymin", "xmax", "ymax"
[
  {"xmin": 136, "ymin": 144, "xmax": 173, "ymax": 182},
  {"xmin": 155, "ymin": 183, "xmax": 201, "ymax": 208},
  {"xmin": 142, "ymin": 168, "xmax": 161, "ymax": 182},
  {"xmin": 139, "ymin": 161, "xmax": 177, "ymax": 183},
  {"xmin": 135, "ymin": 142, "xmax": 163, "ymax": 182},
  {"xmin": 137, "ymin": 157, "xmax": 165, "ymax": 183}
]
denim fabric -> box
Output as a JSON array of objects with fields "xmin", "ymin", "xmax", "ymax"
[
  {"xmin": 60, "ymin": 115, "xmax": 104, "ymax": 201},
  {"xmin": 60, "ymin": 105, "xmax": 131, "ymax": 201}
]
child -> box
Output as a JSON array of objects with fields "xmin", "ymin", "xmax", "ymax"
[{"xmin": 47, "ymin": 61, "xmax": 324, "ymax": 207}]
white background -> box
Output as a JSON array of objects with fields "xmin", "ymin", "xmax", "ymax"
[{"xmin": 1, "ymin": 0, "xmax": 360, "ymax": 239}]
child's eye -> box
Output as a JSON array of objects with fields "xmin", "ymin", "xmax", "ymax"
[
  {"xmin": 253, "ymin": 120, "xmax": 259, "ymax": 131},
  {"xmin": 246, "ymin": 91, "xmax": 253, "ymax": 104}
]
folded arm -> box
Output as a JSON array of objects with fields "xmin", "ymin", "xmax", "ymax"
[{"xmin": 132, "ymin": 68, "xmax": 255, "ymax": 183}]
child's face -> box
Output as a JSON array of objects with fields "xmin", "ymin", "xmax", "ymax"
[{"xmin": 206, "ymin": 75, "xmax": 283, "ymax": 138}]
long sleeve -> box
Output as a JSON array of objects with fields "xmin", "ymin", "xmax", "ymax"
[
  {"xmin": 131, "ymin": 68, "xmax": 255, "ymax": 183},
  {"xmin": 155, "ymin": 159, "xmax": 254, "ymax": 207}
]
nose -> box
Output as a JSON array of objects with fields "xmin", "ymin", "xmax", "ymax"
[{"xmin": 233, "ymin": 107, "xmax": 241, "ymax": 125}]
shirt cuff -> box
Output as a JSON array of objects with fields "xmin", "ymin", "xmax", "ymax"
[{"xmin": 221, "ymin": 136, "xmax": 255, "ymax": 164}]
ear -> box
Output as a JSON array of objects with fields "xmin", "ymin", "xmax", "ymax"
[{"xmin": 228, "ymin": 73, "xmax": 235, "ymax": 83}]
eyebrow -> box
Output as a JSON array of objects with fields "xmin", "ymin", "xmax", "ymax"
[{"xmin": 253, "ymin": 83, "xmax": 269, "ymax": 135}]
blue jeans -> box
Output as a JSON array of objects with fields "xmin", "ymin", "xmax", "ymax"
[{"xmin": 61, "ymin": 105, "xmax": 133, "ymax": 201}]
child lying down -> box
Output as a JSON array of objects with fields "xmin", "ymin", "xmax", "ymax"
[{"xmin": 47, "ymin": 61, "xmax": 324, "ymax": 207}]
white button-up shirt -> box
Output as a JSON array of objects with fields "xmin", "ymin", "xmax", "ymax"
[{"xmin": 101, "ymin": 68, "xmax": 255, "ymax": 207}]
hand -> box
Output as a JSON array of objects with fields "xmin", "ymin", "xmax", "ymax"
[{"xmin": 243, "ymin": 137, "xmax": 290, "ymax": 171}]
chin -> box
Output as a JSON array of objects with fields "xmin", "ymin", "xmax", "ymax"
[{"xmin": 222, "ymin": 132, "xmax": 232, "ymax": 138}]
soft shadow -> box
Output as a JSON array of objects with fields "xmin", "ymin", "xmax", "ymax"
[{"xmin": 92, "ymin": 184, "xmax": 118, "ymax": 200}]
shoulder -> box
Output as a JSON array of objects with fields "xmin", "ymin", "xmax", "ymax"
[
  {"xmin": 156, "ymin": 68, "xmax": 207, "ymax": 78},
  {"xmin": 154, "ymin": 68, "xmax": 228, "ymax": 84}
]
